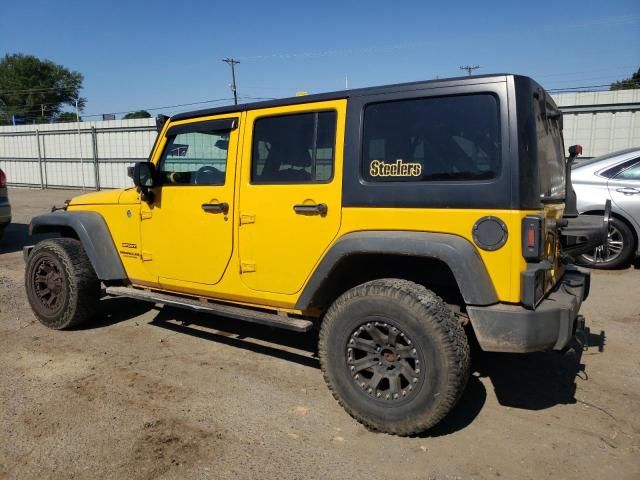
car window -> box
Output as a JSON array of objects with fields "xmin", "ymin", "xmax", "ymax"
[
  {"xmin": 361, "ymin": 94, "xmax": 501, "ymax": 182},
  {"xmin": 159, "ymin": 130, "xmax": 229, "ymax": 185},
  {"xmin": 614, "ymin": 161, "xmax": 640, "ymax": 181},
  {"xmin": 602, "ymin": 157, "xmax": 640, "ymax": 179},
  {"xmin": 251, "ymin": 111, "xmax": 336, "ymax": 184}
]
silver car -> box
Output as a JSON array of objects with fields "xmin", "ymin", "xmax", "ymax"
[{"xmin": 572, "ymin": 147, "xmax": 640, "ymax": 268}]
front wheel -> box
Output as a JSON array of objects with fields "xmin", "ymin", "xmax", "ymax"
[
  {"xmin": 319, "ymin": 279, "xmax": 470, "ymax": 436},
  {"xmin": 25, "ymin": 238, "xmax": 100, "ymax": 329}
]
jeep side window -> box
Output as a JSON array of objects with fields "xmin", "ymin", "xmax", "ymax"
[
  {"xmin": 158, "ymin": 130, "xmax": 229, "ymax": 185},
  {"xmin": 251, "ymin": 111, "xmax": 337, "ymax": 184},
  {"xmin": 362, "ymin": 94, "xmax": 501, "ymax": 182}
]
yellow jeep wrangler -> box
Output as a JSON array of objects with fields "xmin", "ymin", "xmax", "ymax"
[{"xmin": 24, "ymin": 74, "xmax": 607, "ymax": 435}]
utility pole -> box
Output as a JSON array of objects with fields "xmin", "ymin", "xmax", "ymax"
[
  {"xmin": 460, "ymin": 65, "xmax": 480, "ymax": 76},
  {"xmin": 222, "ymin": 58, "xmax": 240, "ymax": 105},
  {"xmin": 75, "ymin": 98, "xmax": 85, "ymax": 190}
]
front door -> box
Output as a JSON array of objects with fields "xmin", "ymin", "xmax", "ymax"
[
  {"xmin": 238, "ymin": 100, "xmax": 346, "ymax": 295},
  {"xmin": 140, "ymin": 115, "xmax": 239, "ymax": 286}
]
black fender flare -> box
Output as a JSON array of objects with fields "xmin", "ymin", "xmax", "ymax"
[
  {"xmin": 28, "ymin": 211, "xmax": 127, "ymax": 281},
  {"xmin": 295, "ymin": 231, "xmax": 499, "ymax": 310}
]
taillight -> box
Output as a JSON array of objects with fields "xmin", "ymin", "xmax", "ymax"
[
  {"xmin": 0, "ymin": 169, "xmax": 6, "ymax": 188},
  {"xmin": 522, "ymin": 215, "xmax": 544, "ymax": 261}
]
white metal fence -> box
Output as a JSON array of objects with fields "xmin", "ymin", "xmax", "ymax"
[
  {"xmin": 1, "ymin": 90, "xmax": 639, "ymax": 190},
  {"xmin": 553, "ymin": 89, "xmax": 640, "ymax": 158},
  {"xmin": 0, "ymin": 118, "xmax": 156, "ymax": 189}
]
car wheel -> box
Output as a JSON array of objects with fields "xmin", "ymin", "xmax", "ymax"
[
  {"xmin": 319, "ymin": 278, "xmax": 470, "ymax": 436},
  {"xmin": 578, "ymin": 217, "xmax": 635, "ymax": 269},
  {"xmin": 25, "ymin": 238, "xmax": 100, "ymax": 329}
]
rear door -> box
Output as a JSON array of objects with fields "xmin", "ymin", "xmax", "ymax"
[{"xmin": 238, "ymin": 100, "xmax": 346, "ymax": 295}]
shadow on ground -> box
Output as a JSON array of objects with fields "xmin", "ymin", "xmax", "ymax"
[
  {"xmin": 89, "ymin": 296, "xmax": 602, "ymax": 436},
  {"xmin": 150, "ymin": 306, "xmax": 321, "ymax": 369},
  {"xmin": 0, "ymin": 222, "xmax": 58, "ymax": 255},
  {"xmin": 0, "ymin": 223, "xmax": 30, "ymax": 254}
]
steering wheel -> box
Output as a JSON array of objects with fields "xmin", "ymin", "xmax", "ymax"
[{"xmin": 194, "ymin": 165, "xmax": 221, "ymax": 185}]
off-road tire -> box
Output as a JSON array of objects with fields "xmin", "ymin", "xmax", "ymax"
[
  {"xmin": 319, "ymin": 278, "xmax": 470, "ymax": 436},
  {"xmin": 25, "ymin": 238, "xmax": 100, "ymax": 329},
  {"xmin": 578, "ymin": 217, "xmax": 635, "ymax": 269}
]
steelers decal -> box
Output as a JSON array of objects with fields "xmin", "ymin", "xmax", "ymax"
[{"xmin": 369, "ymin": 159, "xmax": 422, "ymax": 178}]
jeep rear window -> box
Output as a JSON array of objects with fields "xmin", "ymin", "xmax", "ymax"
[{"xmin": 361, "ymin": 94, "xmax": 501, "ymax": 182}]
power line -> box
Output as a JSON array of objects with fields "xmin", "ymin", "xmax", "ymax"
[
  {"xmin": 545, "ymin": 83, "xmax": 618, "ymax": 92},
  {"xmin": 81, "ymin": 97, "xmax": 235, "ymax": 118},
  {"xmin": 5, "ymin": 97, "xmax": 235, "ymax": 119},
  {"xmin": 0, "ymin": 85, "xmax": 78, "ymax": 95}
]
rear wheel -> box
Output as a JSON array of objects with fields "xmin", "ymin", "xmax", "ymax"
[
  {"xmin": 578, "ymin": 217, "xmax": 635, "ymax": 269},
  {"xmin": 319, "ymin": 279, "xmax": 470, "ymax": 436},
  {"xmin": 25, "ymin": 238, "xmax": 100, "ymax": 329}
]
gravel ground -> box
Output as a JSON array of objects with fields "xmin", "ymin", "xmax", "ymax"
[{"xmin": 1, "ymin": 187, "xmax": 639, "ymax": 480}]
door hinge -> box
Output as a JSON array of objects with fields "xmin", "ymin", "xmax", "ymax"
[
  {"xmin": 140, "ymin": 210, "xmax": 152, "ymax": 220},
  {"xmin": 141, "ymin": 251, "xmax": 153, "ymax": 261},
  {"xmin": 240, "ymin": 262, "xmax": 256, "ymax": 273},
  {"xmin": 240, "ymin": 214, "xmax": 255, "ymax": 225}
]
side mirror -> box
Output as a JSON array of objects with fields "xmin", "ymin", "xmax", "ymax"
[{"xmin": 132, "ymin": 162, "xmax": 157, "ymax": 202}]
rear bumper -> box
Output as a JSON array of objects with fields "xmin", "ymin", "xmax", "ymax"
[{"xmin": 467, "ymin": 267, "xmax": 589, "ymax": 353}]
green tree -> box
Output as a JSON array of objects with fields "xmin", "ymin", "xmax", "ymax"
[
  {"xmin": 610, "ymin": 68, "xmax": 640, "ymax": 90},
  {"xmin": 0, "ymin": 54, "xmax": 85, "ymax": 125},
  {"xmin": 55, "ymin": 112, "xmax": 80, "ymax": 123},
  {"xmin": 122, "ymin": 110, "xmax": 151, "ymax": 119}
]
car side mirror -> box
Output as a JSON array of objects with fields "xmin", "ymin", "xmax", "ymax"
[{"xmin": 132, "ymin": 161, "xmax": 157, "ymax": 202}]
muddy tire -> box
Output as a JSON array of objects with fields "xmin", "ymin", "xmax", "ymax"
[
  {"xmin": 319, "ymin": 279, "xmax": 470, "ymax": 436},
  {"xmin": 25, "ymin": 238, "xmax": 100, "ymax": 329}
]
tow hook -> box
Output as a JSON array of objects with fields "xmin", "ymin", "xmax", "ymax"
[
  {"xmin": 573, "ymin": 315, "xmax": 606, "ymax": 353},
  {"xmin": 574, "ymin": 315, "xmax": 588, "ymax": 351}
]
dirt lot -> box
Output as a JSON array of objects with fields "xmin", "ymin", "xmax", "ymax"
[{"xmin": 0, "ymin": 187, "xmax": 639, "ymax": 480}]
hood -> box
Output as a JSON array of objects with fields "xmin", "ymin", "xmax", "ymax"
[{"xmin": 68, "ymin": 188, "xmax": 138, "ymax": 206}]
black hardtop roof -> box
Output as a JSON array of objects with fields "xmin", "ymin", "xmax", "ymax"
[{"xmin": 171, "ymin": 73, "xmax": 533, "ymax": 122}]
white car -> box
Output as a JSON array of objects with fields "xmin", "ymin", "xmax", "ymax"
[{"xmin": 572, "ymin": 148, "xmax": 640, "ymax": 268}]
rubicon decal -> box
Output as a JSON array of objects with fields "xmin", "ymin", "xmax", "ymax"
[{"xmin": 369, "ymin": 159, "xmax": 422, "ymax": 178}]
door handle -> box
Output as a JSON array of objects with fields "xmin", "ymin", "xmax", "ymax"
[
  {"xmin": 293, "ymin": 203, "xmax": 328, "ymax": 216},
  {"xmin": 201, "ymin": 202, "xmax": 229, "ymax": 214},
  {"xmin": 616, "ymin": 187, "xmax": 640, "ymax": 195}
]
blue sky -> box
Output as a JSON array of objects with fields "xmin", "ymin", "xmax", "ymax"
[{"xmin": 1, "ymin": 0, "xmax": 639, "ymax": 118}]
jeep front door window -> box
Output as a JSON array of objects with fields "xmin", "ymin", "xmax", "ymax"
[{"xmin": 159, "ymin": 130, "xmax": 229, "ymax": 185}]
